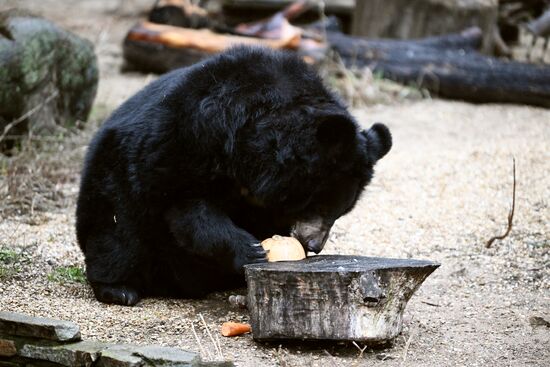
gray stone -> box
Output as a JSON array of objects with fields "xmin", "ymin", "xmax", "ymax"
[
  {"xmin": 19, "ymin": 340, "xmax": 103, "ymax": 367},
  {"xmin": 132, "ymin": 345, "xmax": 234, "ymax": 366},
  {"xmin": 0, "ymin": 9, "xmax": 98, "ymax": 151},
  {"xmin": 0, "ymin": 339, "xmax": 17, "ymax": 357},
  {"xmin": 133, "ymin": 345, "xmax": 198, "ymax": 366},
  {"xmin": 97, "ymin": 345, "xmax": 143, "ymax": 367},
  {"xmin": 0, "ymin": 312, "xmax": 80, "ymax": 342}
]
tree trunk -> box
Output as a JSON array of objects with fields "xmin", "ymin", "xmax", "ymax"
[
  {"xmin": 244, "ymin": 255, "xmax": 439, "ymax": 342},
  {"xmin": 329, "ymin": 29, "xmax": 550, "ymax": 108},
  {"xmin": 352, "ymin": 0, "xmax": 498, "ymax": 52}
]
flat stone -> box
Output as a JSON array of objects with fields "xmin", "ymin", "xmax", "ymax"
[
  {"xmin": 0, "ymin": 312, "xmax": 80, "ymax": 342},
  {"xmin": 0, "ymin": 339, "xmax": 17, "ymax": 357},
  {"xmin": 19, "ymin": 340, "xmax": 103, "ymax": 367},
  {"xmin": 132, "ymin": 345, "xmax": 234, "ymax": 366},
  {"xmin": 133, "ymin": 345, "xmax": 198, "ymax": 366},
  {"xmin": 97, "ymin": 345, "xmax": 143, "ymax": 367}
]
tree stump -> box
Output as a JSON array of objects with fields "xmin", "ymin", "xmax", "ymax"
[
  {"xmin": 352, "ymin": 0, "xmax": 498, "ymax": 52},
  {"xmin": 244, "ymin": 255, "xmax": 439, "ymax": 342},
  {"xmin": 0, "ymin": 9, "xmax": 98, "ymax": 153}
]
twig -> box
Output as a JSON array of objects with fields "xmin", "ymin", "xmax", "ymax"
[
  {"xmin": 0, "ymin": 91, "xmax": 59, "ymax": 143},
  {"xmin": 351, "ymin": 341, "xmax": 368, "ymax": 367},
  {"xmin": 276, "ymin": 345, "xmax": 289, "ymax": 367},
  {"xmin": 191, "ymin": 322, "xmax": 213, "ymax": 361},
  {"xmin": 401, "ymin": 327, "xmax": 417, "ymax": 365},
  {"xmin": 486, "ymin": 158, "xmax": 516, "ymax": 248},
  {"xmin": 323, "ymin": 349, "xmax": 338, "ymax": 367},
  {"xmin": 421, "ymin": 300, "xmax": 440, "ymax": 307},
  {"xmin": 198, "ymin": 313, "xmax": 223, "ymax": 360}
]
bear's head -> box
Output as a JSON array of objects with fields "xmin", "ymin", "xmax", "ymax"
[
  {"xmin": 233, "ymin": 111, "xmax": 392, "ymax": 254},
  {"xmin": 218, "ymin": 46, "xmax": 392, "ymax": 254},
  {"xmin": 289, "ymin": 118, "xmax": 392, "ymax": 253}
]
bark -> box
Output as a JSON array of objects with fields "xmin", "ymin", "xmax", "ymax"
[
  {"xmin": 329, "ymin": 29, "xmax": 550, "ymax": 108},
  {"xmin": 352, "ymin": 0, "xmax": 498, "ymax": 52},
  {"xmin": 245, "ymin": 255, "xmax": 439, "ymax": 342}
]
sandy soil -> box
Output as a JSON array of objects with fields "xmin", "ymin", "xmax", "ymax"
[{"xmin": 1, "ymin": 1, "xmax": 549, "ymax": 366}]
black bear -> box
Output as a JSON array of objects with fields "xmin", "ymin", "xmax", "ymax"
[{"xmin": 76, "ymin": 46, "xmax": 392, "ymax": 306}]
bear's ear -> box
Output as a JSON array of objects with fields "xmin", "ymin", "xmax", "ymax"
[
  {"xmin": 361, "ymin": 123, "xmax": 392, "ymax": 162},
  {"xmin": 316, "ymin": 114, "xmax": 357, "ymax": 159}
]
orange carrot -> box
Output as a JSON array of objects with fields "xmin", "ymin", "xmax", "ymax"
[{"xmin": 221, "ymin": 322, "xmax": 252, "ymax": 337}]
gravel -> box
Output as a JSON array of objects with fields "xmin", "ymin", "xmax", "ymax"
[{"xmin": 1, "ymin": 1, "xmax": 549, "ymax": 366}]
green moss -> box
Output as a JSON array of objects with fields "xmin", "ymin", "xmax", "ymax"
[
  {"xmin": 48, "ymin": 266, "xmax": 86, "ymax": 284},
  {"xmin": 0, "ymin": 247, "xmax": 21, "ymax": 280}
]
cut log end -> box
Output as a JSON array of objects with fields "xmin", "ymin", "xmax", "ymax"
[{"xmin": 244, "ymin": 255, "xmax": 439, "ymax": 343}]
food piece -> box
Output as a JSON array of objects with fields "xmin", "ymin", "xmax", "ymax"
[
  {"xmin": 221, "ymin": 322, "xmax": 252, "ymax": 337},
  {"xmin": 261, "ymin": 235, "xmax": 306, "ymax": 262}
]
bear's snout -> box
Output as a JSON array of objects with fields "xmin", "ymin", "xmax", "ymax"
[{"xmin": 291, "ymin": 217, "xmax": 332, "ymax": 254}]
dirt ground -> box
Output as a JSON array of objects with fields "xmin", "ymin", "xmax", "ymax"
[{"xmin": 1, "ymin": 1, "xmax": 549, "ymax": 366}]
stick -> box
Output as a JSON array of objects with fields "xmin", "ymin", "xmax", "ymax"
[
  {"xmin": 401, "ymin": 327, "xmax": 417, "ymax": 365},
  {"xmin": 191, "ymin": 322, "xmax": 212, "ymax": 360},
  {"xmin": 0, "ymin": 91, "xmax": 59, "ymax": 143},
  {"xmin": 199, "ymin": 313, "xmax": 223, "ymax": 360},
  {"xmin": 486, "ymin": 158, "xmax": 516, "ymax": 248}
]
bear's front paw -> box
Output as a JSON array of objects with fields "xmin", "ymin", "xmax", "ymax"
[
  {"xmin": 233, "ymin": 242, "xmax": 267, "ymax": 273},
  {"xmin": 92, "ymin": 283, "xmax": 141, "ymax": 306}
]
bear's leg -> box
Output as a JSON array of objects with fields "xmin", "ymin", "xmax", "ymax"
[{"xmin": 165, "ymin": 200, "xmax": 267, "ymax": 275}]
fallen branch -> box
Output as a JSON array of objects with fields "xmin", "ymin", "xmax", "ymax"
[{"xmin": 486, "ymin": 158, "xmax": 516, "ymax": 248}]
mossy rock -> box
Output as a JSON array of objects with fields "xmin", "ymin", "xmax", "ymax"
[{"xmin": 0, "ymin": 9, "xmax": 98, "ymax": 151}]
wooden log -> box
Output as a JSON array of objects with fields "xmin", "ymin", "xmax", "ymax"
[
  {"xmin": 148, "ymin": 0, "xmax": 212, "ymax": 29},
  {"xmin": 244, "ymin": 255, "xmax": 439, "ymax": 342},
  {"xmin": 221, "ymin": 0, "xmax": 354, "ymax": 30},
  {"xmin": 329, "ymin": 30, "xmax": 550, "ymax": 108},
  {"xmin": 352, "ymin": 0, "xmax": 498, "ymax": 53},
  {"xmin": 526, "ymin": 9, "xmax": 550, "ymax": 37},
  {"xmin": 123, "ymin": 21, "xmax": 302, "ymax": 73}
]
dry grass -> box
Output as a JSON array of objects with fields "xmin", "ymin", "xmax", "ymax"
[
  {"xmin": 0, "ymin": 106, "xmax": 108, "ymax": 222},
  {"xmin": 319, "ymin": 52, "xmax": 427, "ymax": 108}
]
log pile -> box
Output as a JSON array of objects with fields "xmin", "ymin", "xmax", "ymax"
[{"xmin": 122, "ymin": 0, "xmax": 550, "ymax": 108}]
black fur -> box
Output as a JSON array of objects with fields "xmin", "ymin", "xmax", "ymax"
[{"xmin": 76, "ymin": 47, "xmax": 392, "ymax": 305}]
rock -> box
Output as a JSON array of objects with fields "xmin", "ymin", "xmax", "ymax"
[
  {"xmin": 19, "ymin": 340, "xmax": 102, "ymax": 366},
  {"xmin": 0, "ymin": 339, "xmax": 17, "ymax": 357},
  {"xmin": 529, "ymin": 316, "xmax": 550, "ymax": 328},
  {"xmin": 0, "ymin": 311, "xmax": 81, "ymax": 342},
  {"xmin": 96, "ymin": 346, "xmax": 143, "ymax": 367},
  {"xmin": 133, "ymin": 345, "xmax": 198, "ymax": 366},
  {"xmin": 0, "ymin": 9, "xmax": 98, "ymax": 151},
  {"xmin": 0, "ymin": 312, "xmax": 233, "ymax": 366},
  {"xmin": 133, "ymin": 345, "xmax": 234, "ymax": 366}
]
